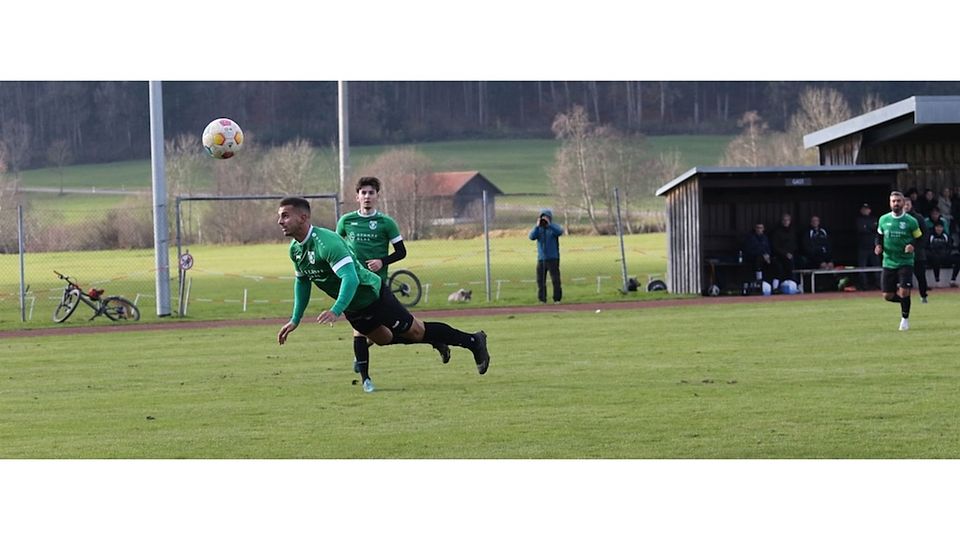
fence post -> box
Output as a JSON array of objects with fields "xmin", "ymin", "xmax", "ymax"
[
  {"xmin": 18, "ymin": 205, "xmax": 26, "ymax": 323},
  {"xmin": 175, "ymin": 196, "xmax": 183, "ymax": 316},
  {"xmin": 614, "ymin": 187, "xmax": 629, "ymax": 293},
  {"xmin": 483, "ymin": 190, "xmax": 492, "ymax": 303}
]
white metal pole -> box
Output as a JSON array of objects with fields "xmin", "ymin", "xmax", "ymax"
[
  {"xmin": 338, "ymin": 81, "xmax": 350, "ymax": 210},
  {"xmin": 18, "ymin": 205, "xmax": 26, "ymax": 322},
  {"xmin": 614, "ymin": 187, "xmax": 629, "ymax": 293},
  {"xmin": 149, "ymin": 81, "xmax": 172, "ymax": 316},
  {"xmin": 483, "ymin": 190, "xmax": 492, "ymax": 302}
]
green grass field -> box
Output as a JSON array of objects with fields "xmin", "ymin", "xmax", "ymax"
[
  {"xmin": 0, "ymin": 233, "xmax": 669, "ymax": 329},
  {"xmin": 4, "ymin": 293, "xmax": 960, "ymax": 458}
]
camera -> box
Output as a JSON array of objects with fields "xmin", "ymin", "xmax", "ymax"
[{"xmin": 538, "ymin": 216, "xmax": 549, "ymax": 228}]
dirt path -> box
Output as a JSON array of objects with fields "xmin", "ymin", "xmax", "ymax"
[{"xmin": 2, "ymin": 288, "xmax": 924, "ymax": 340}]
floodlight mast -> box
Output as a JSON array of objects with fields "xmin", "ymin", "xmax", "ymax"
[
  {"xmin": 149, "ymin": 81, "xmax": 172, "ymax": 316},
  {"xmin": 338, "ymin": 81, "xmax": 351, "ymax": 213}
]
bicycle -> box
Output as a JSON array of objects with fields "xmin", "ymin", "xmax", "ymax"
[
  {"xmin": 387, "ymin": 269, "xmax": 422, "ymax": 307},
  {"xmin": 52, "ymin": 271, "xmax": 141, "ymax": 323}
]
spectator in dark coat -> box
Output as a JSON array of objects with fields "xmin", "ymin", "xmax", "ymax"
[
  {"xmin": 770, "ymin": 213, "xmax": 799, "ymax": 285},
  {"xmin": 856, "ymin": 203, "xmax": 880, "ymax": 290},
  {"xmin": 926, "ymin": 222, "xmax": 960, "ymax": 286},
  {"xmin": 802, "ymin": 215, "xmax": 834, "ymax": 270},
  {"xmin": 743, "ymin": 222, "xmax": 774, "ymax": 285}
]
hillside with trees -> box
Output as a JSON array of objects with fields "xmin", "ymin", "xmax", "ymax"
[{"xmin": 3, "ymin": 81, "xmax": 960, "ymax": 171}]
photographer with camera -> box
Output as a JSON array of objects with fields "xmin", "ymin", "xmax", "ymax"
[{"xmin": 529, "ymin": 208, "xmax": 564, "ymax": 304}]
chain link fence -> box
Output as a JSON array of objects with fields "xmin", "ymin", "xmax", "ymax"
[{"xmin": 1, "ymin": 190, "xmax": 667, "ymax": 326}]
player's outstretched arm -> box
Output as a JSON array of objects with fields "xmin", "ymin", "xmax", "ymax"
[{"xmin": 278, "ymin": 321, "xmax": 299, "ymax": 345}]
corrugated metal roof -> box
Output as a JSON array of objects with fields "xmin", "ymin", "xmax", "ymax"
[
  {"xmin": 803, "ymin": 95, "xmax": 960, "ymax": 149},
  {"xmin": 655, "ymin": 164, "xmax": 909, "ymax": 197}
]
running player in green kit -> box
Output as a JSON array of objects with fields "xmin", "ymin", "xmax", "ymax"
[
  {"xmin": 875, "ymin": 191, "xmax": 923, "ymax": 331},
  {"xmin": 336, "ymin": 177, "xmax": 450, "ymax": 386},
  {"xmin": 276, "ymin": 197, "xmax": 489, "ymax": 393}
]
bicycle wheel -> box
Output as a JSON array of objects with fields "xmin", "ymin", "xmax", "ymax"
[
  {"xmin": 388, "ymin": 269, "xmax": 422, "ymax": 307},
  {"xmin": 102, "ymin": 296, "xmax": 141, "ymax": 322},
  {"xmin": 53, "ymin": 288, "xmax": 81, "ymax": 323}
]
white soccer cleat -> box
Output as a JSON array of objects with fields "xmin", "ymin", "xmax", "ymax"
[
  {"xmin": 899, "ymin": 318, "xmax": 910, "ymax": 331},
  {"xmin": 362, "ymin": 379, "xmax": 375, "ymax": 393}
]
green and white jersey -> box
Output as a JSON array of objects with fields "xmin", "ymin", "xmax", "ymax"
[
  {"xmin": 289, "ymin": 226, "xmax": 382, "ymax": 311},
  {"xmin": 336, "ymin": 210, "xmax": 402, "ymax": 280},
  {"xmin": 878, "ymin": 211, "xmax": 922, "ymax": 268}
]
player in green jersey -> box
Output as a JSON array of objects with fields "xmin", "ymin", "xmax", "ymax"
[
  {"xmin": 875, "ymin": 191, "xmax": 923, "ymax": 331},
  {"xmin": 336, "ymin": 177, "xmax": 451, "ymax": 385},
  {"xmin": 276, "ymin": 197, "xmax": 489, "ymax": 392}
]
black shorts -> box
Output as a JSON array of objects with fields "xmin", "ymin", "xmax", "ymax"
[
  {"xmin": 881, "ymin": 266, "xmax": 914, "ymax": 293},
  {"xmin": 343, "ymin": 282, "xmax": 415, "ymax": 335}
]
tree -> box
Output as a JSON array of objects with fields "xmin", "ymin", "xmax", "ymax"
[
  {"xmin": 356, "ymin": 148, "xmax": 435, "ymax": 240},
  {"xmin": 46, "ymin": 139, "xmax": 73, "ymax": 195},
  {"xmin": 790, "ymin": 86, "xmax": 853, "ymax": 137},
  {"xmin": 0, "ymin": 119, "xmax": 32, "ymax": 173},
  {"xmin": 550, "ymin": 106, "xmax": 669, "ymax": 234}
]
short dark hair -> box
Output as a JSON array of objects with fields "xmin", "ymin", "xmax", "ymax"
[
  {"xmin": 280, "ymin": 197, "xmax": 311, "ymax": 214},
  {"xmin": 890, "ymin": 191, "xmax": 905, "ymax": 198},
  {"xmin": 356, "ymin": 177, "xmax": 381, "ymax": 193}
]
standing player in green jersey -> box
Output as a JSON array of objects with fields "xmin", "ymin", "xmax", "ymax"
[
  {"xmin": 277, "ymin": 197, "xmax": 489, "ymax": 393},
  {"xmin": 336, "ymin": 177, "xmax": 451, "ymax": 384},
  {"xmin": 875, "ymin": 191, "xmax": 923, "ymax": 331}
]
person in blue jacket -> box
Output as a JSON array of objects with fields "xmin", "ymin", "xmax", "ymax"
[{"xmin": 529, "ymin": 208, "xmax": 564, "ymax": 303}]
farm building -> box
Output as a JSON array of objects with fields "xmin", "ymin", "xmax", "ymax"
[
  {"xmin": 423, "ymin": 171, "xmax": 503, "ymax": 224},
  {"xmin": 805, "ymin": 95, "xmax": 960, "ymax": 192},
  {"xmin": 655, "ymin": 165, "xmax": 906, "ymax": 295}
]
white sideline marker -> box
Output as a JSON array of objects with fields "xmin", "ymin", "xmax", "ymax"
[
  {"xmin": 596, "ymin": 275, "xmax": 612, "ymax": 293},
  {"xmin": 423, "ymin": 283, "xmax": 430, "ymax": 304},
  {"xmin": 243, "ymin": 289, "xmax": 248, "ymax": 312}
]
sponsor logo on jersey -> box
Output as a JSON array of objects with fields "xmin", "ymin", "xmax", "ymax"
[{"xmin": 308, "ymin": 251, "xmax": 316, "ymax": 264}]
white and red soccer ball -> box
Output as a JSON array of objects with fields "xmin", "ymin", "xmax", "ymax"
[{"xmin": 202, "ymin": 118, "xmax": 244, "ymax": 159}]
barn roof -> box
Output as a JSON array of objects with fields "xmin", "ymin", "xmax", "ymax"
[
  {"xmin": 655, "ymin": 164, "xmax": 908, "ymax": 197},
  {"xmin": 803, "ymin": 95, "xmax": 960, "ymax": 149},
  {"xmin": 424, "ymin": 171, "xmax": 503, "ymax": 196}
]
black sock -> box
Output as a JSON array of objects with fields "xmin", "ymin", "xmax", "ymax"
[
  {"xmin": 354, "ymin": 336, "xmax": 370, "ymax": 381},
  {"xmin": 423, "ymin": 321, "xmax": 478, "ymax": 349},
  {"xmin": 901, "ymin": 296, "xmax": 911, "ymax": 319},
  {"xmin": 389, "ymin": 334, "xmax": 416, "ymax": 345}
]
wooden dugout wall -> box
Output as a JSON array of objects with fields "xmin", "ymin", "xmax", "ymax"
[{"xmin": 665, "ymin": 177, "xmax": 701, "ymax": 295}]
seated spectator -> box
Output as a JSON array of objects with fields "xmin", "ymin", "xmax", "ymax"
[
  {"xmin": 926, "ymin": 222, "xmax": 960, "ymax": 286},
  {"xmin": 770, "ymin": 213, "xmax": 798, "ymax": 286},
  {"xmin": 802, "ymin": 215, "xmax": 834, "ymax": 270},
  {"xmin": 926, "ymin": 206, "xmax": 951, "ymax": 233},
  {"xmin": 743, "ymin": 222, "xmax": 775, "ymax": 287}
]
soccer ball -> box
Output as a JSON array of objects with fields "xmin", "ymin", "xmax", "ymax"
[{"xmin": 202, "ymin": 118, "xmax": 244, "ymax": 159}]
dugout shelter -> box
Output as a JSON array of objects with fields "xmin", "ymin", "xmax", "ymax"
[{"xmin": 655, "ymin": 165, "xmax": 907, "ymax": 295}]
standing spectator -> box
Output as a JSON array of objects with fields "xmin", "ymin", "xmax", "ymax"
[
  {"xmin": 743, "ymin": 222, "xmax": 775, "ymax": 287},
  {"xmin": 802, "ymin": 215, "xmax": 834, "ymax": 269},
  {"xmin": 856, "ymin": 203, "xmax": 880, "ymax": 290},
  {"xmin": 529, "ymin": 208, "xmax": 564, "ymax": 304},
  {"xmin": 938, "ymin": 187, "xmax": 954, "ymax": 220},
  {"xmin": 926, "ymin": 222, "xmax": 960, "ymax": 286},
  {"xmin": 903, "ymin": 197, "xmax": 931, "ymax": 303},
  {"xmin": 770, "ymin": 213, "xmax": 798, "ymax": 287}
]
